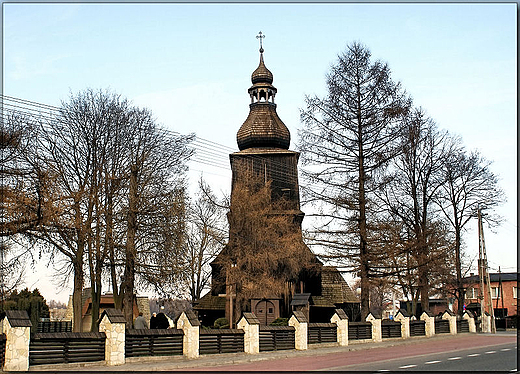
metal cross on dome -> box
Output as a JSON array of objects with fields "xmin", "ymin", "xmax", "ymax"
[{"xmin": 256, "ymin": 31, "xmax": 265, "ymax": 53}]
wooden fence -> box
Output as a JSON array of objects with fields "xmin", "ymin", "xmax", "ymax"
[
  {"xmin": 382, "ymin": 320, "xmax": 401, "ymax": 339},
  {"xmin": 37, "ymin": 321, "xmax": 72, "ymax": 333},
  {"xmin": 259, "ymin": 326, "xmax": 295, "ymax": 351},
  {"xmin": 434, "ymin": 319, "xmax": 450, "ymax": 334},
  {"xmin": 29, "ymin": 332, "xmax": 105, "ymax": 365},
  {"xmin": 348, "ymin": 322, "xmax": 372, "ymax": 340},
  {"xmin": 199, "ymin": 329, "xmax": 244, "ymax": 355},
  {"xmin": 1, "ymin": 334, "xmax": 5, "ymax": 367},
  {"xmin": 126, "ymin": 329, "xmax": 183, "ymax": 358},
  {"xmin": 308, "ymin": 323, "xmax": 337, "ymax": 344},
  {"xmin": 409, "ymin": 320, "xmax": 426, "ymax": 336},
  {"xmin": 456, "ymin": 319, "xmax": 469, "ymax": 333}
]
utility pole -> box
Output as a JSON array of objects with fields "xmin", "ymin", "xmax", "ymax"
[
  {"xmin": 495, "ymin": 267, "xmax": 504, "ymax": 316},
  {"xmin": 477, "ymin": 207, "xmax": 496, "ymax": 333}
]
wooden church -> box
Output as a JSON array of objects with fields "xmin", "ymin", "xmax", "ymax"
[{"xmin": 194, "ymin": 35, "xmax": 359, "ymax": 326}]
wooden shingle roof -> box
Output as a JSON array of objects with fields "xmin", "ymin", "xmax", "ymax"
[
  {"xmin": 241, "ymin": 312, "xmax": 260, "ymax": 325},
  {"xmin": 333, "ymin": 308, "xmax": 348, "ymax": 320},
  {"xmin": 321, "ymin": 266, "xmax": 359, "ymax": 304},
  {"xmin": 310, "ymin": 296, "xmax": 336, "ymax": 308},
  {"xmin": 290, "ymin": 293, "xmax": 311, "ymax": 306},
  {"xmin": 4, "ymin": 310, "xmax": 32, "ymax": 327},
  {"xmin": 193, "ymin": 294, "xmax": 226, "ymax": 311},
  {"xmin": 292, "ymin": 310, "xmax": 308, "ymax": 323},
  {"xmin": 99, "ymin": 308, "xmax": 126, "ymax": 324},
  {"xmin": 184, "ymin": 310, "xmax": 201, "ymax": 326}
]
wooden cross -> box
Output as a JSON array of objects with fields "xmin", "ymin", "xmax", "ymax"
[{"xmin": 256, "ymin": 31, "xmax": 265, "ymax": 52}]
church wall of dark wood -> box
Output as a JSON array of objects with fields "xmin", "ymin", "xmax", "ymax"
[{"xmin": 230, "ymin": 152, "xmax": 301, "ymax": 210}]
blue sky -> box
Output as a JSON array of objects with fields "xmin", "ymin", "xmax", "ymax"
[{"xmin": 2, "ymin": 2, "xmax": 517, "ymax": 302}]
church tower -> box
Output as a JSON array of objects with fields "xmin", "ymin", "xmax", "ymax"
[
  {"xmin": 232, "ymin": 32, "xmax": 304, "ymax": 225},
  {"xmin": 194, "ymin": 34, "xmax": 359, "ymax": 326}
]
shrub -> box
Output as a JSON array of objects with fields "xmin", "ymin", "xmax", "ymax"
[
  {"xmin": 214, "ymin": 317, "xmax": 230, "ymax": 329},
  {"xmin": 270, "ymin": 317, "xmax": 288, "ymax": 326}
]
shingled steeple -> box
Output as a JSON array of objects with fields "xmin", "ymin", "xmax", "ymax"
[
  {"xmin": 193, "ymin": 34, "xmax": 359, "ymax": 327},
  {"xmin": 237, "ymin": 34, "xmax": 290, "ymax": 151}
]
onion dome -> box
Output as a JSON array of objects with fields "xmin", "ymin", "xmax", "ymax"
[
  {"xmin": 251, "ymin": 53, "xmax": 273, "ymax": 84},
  {"xmin": 237, "ymin": 103, "xmax": 290, "ymax": 150},
  {"xmin": 237, "ymin": 34, "xmax": 290, "ymax": 151}
]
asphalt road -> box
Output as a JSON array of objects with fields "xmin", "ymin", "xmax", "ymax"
[
  {"xmin": 192, "ymin": 332, "xmax": 517, "ymax": 372},
  {"xmin": 323, "ymin": 341, "xmax": 517, "ymax": 371}
]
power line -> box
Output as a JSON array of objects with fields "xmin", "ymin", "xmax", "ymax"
[{"xmin": 0, "ymin": 93, "xmax": 316, "ymax": 188}]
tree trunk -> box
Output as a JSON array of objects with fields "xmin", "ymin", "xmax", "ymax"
[
  {"xmin": 454, "ymin": 222, "xmax": 464, "ymax": 315},
  {"xmin": 72, "ymin": 259, "xmax": 84, "ymax": 332},
  {"xmin": 418, "ymin": 257, "xmax": 430, "ymax": 313},
  {"xmin": 72, "ymin": 200, "xmax": 85, "ymax": 333},
  {"xmin": 122, "ymin": 164, "xmax": 138, "ymax": 326},
  {"xmin": 90, "ymin": 221, "xmax": 103, "ymax": 332},
  {"xmin": 357, "ymin": 100, "xmax": 370, "ymax": 318},
  {"xmin": 90, "ymin": 284, "xmax": 101, "ymax": 332}
]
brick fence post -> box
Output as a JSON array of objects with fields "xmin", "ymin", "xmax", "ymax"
[
  {"xmin": 177, "ymin": 311, "xmax": 200, "ymax": 358},
  {"xmin": 420, "ymin": 311, "xmax": 435, "ymax": 337},
  {"xmin": 442, "ymin": 310, "xmax": 457, "ymax": 335},
  {"xmin": 237, "ymin": 312, "xmax": 260, "ymax": 354},
  {"xmin": 394, "ymin": 309, "xmax": 410, "ymax": 339},
  {"xmin": 98, "ymin": 308, "xmax": 126, "ymax": 366},
  {"xmin": 462, "ymin": 310, "xmax": 476, "ymax": 333},
  {"xmin": 330, "ymin": 309, "xmax": 348, "ymax": 346},
  {"xmin": 1, "ymin": 310, "xmax": 31, "ymax": 371},
  {"xmin": 366, "ymin": 312, "xmax": 382, "ymax": 343},
  {"xmin": 289, "ymin": 311, "xmax": 308, "ymax": 350}
]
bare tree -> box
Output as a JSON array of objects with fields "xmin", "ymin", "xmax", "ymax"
[
  {"xmin": 183, "ymin": 179, "xmax": 226, "ymax": 302},
  {"xmin": 298, "ymin": 42, "xmax": 411, "ymax": 317},
  {"xmin": 1, "ymin": 90, "xmax": 194, "ymax": 329},
  {"xmin": 118, "ymin": 106, "xmax": 193, "ymax": 325},
  {"xmin": 377, "ymin": 108, "xmax": 454, "ymax": 313},
  {"xmin": 136, "ymin": 184, "xmax": 189, "ymax": 299},
  {"xmin": 437, "ymin": 144, "xmax": 505, "ymax": 314}
]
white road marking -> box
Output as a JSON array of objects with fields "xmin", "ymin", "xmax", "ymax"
[
  {"xmin": 399, "ymin": 365, "xmax": 417, "ymax": 369},
  {"xmin": 468, "ymin": 353, "xmax": 480, "ymax": 357},
  {"xmin": 425, "ymin": 360, "xmax": 441, "ymax": 364},
  {"xmin": 501, "ymin": 348, "xmax": 511, "ymax": 351},
  {"xmin": 377, "ymin": 370, "xmax": 390, "ymax": 372},
  {"xmin": 448, "ymin": 357, "xmax": 461, "ymax": 360},
  {"xmin": 485, "ymin": 350, "xmax": 497, "ymax": 354}
]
